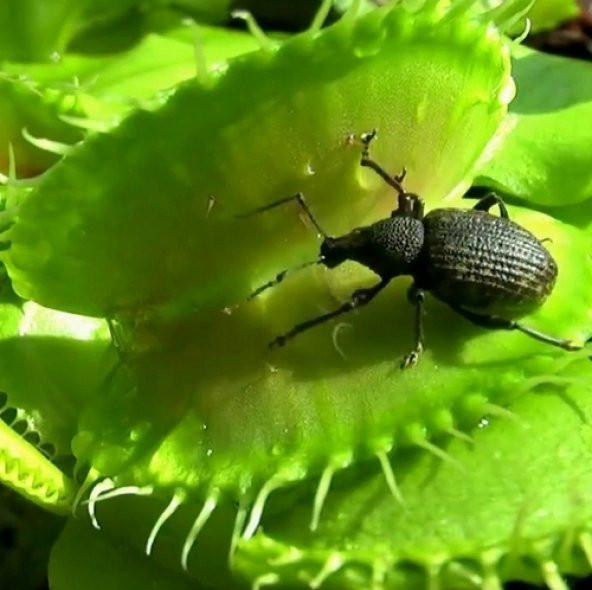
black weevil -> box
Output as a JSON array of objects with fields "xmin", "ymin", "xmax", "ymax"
[{"xmin": 245, "ymin": 131, "xmax": 581, "ymax": 367}]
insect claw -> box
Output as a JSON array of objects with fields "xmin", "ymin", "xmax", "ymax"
[
  {"xmin": 269, "ymin": 336, "xmax": 286, "ymax": 348},
  {"xmin": 400, "ymin": 344, "xmax": 423, "ymax": 369},
  {"xmin": 360, "ymin": 129, "xmax": 378, "ymax": 156},
  {"xmin": 360, "ymin": 129, "xmax": 378, "ymax": 144},
  {"xmin": 565, "ymin": 340, "xmax": 583, "ymax": 351}
]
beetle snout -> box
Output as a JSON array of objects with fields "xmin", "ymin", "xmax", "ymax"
[{"xmin": 320, "ymin": 236, "xmax": 349, "ymax": 269}]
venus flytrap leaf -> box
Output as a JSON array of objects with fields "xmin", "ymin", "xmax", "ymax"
[
  {"xmin": 0, "ymin": 276, "xmax": 113, "ymax": 512},
  {"xmin": 0, "ymin": 418, "xmax": 75, "ymax": 514},
  {"xmin": 3, "ymin": 0, "xmax": 513, "ymax": 319},
  {"xmin": 1, "ymin": 25, "xmax": 261, "ymax": 139},
  {"xmin": 49, "ymin": 511, "xmax": 206, "ymax": 590},
  {"xmin": 68, "ymin": 205, "xmax": 592, "ymax": 585},
  {"xmin": 476, "ymin": 44, "xmax": 592, "ymax": 207},
  {"xmin": 3, "ymin": 2, "xmax": 589, "ymax": 589},
  {"xmin": 6, "ymin": 2, "xmax": 588, "ymax": 588},
  {"xmin": 233, "ymin": 356, "xmax": 592, "ymax": 589},
  {"xmin": 476, "ymin": 0, "xmax": 535, "ymax": 32}
]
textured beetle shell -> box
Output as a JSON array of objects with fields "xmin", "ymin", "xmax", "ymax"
[
  {"xmin": 416, "ymin": 209, "xmax": 557, "ymax": 316},
  {"xmin": 347, "ymin": 217, "xmax": 425, "ymax": 278}
]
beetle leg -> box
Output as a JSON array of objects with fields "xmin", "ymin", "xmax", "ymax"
[
  {"xmin": 401, "ymin": 285, "xmax": 425, "ymax": 369},
  {"xmin": 269, "ymin": 279, "xmax": 391, "ymax": 348},
  {"xmin": 237, "ymin": 192, "xmax": 329, "ymax": 238},
  {"xmin": 472, "ymin": 193, "xmax": 509, "ymax": 219},
  {"xmin": 247, "ymin": 257, "xmax": 322, "ymax": 301},
  {"xmin": 449, "ymin": 305, "xmax": 582, "ymax": 352}
]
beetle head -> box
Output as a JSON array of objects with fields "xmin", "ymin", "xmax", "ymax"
[{"xmin": 320, "ymin": 232, "xmax": 366, "ymax": 269}]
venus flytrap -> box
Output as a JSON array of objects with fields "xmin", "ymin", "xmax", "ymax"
[
  {"xmin": 233, "ymin": 354, "xmax": 592, "ymax": 590},
  {"xmin": 2, "ymin": 0, "xmax": 514, "ymax": 319},
  {"xmin": 0, "ymin": 1, "xmax": 591, "ymax": 589},
  {"xmin": 0, "ymin": 182, "xmax": 113, "ymax": 513},
  {"xmin": 0, "ymin": 419, "xmax": 75, "ymax": 514},
  {"xmin": 0, "ymin": 24, "xmax": 263, "ymax": 138},
  {"xmin": 0, "ymin": 294, "xmax": 113, "ymax": 513},
  {"xmin": 38, "ymin": 2, "xmax": 592, "ymax": 589},
  {"xmin": 475, "ymin": 43, "xmax": 592, "ymax": 207}
]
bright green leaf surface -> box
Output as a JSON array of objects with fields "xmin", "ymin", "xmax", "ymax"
[
  {"xmin": 235, "ymin": 360, "xmax": 592, "ymax": 588},
  {"xmin": 63, "ymin": 205, "xmax": 592, "ymax": 590},
  {"xmin": 476, "ymin": 45, "xmax": 592, "ymax": 206},
  {"xmin": 1, "ymin": 25, "xmax": 260, "ymax": 153},
  {"xmin": 3, "ymin": 2, "xmax": 514, "ymax": 317}
]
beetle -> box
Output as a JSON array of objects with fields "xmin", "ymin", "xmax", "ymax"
[{"xmin": 245, "ymin": 131, "xmax": 581, "ymax": 367}]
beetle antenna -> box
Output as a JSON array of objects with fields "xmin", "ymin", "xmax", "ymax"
[
  {"xmin": 248, "ymin": 257, "xmax": 323, "ymax": 300},
  {"xmin": 359, "ymin": 130, "xmax": 406, "ymax": 197}
]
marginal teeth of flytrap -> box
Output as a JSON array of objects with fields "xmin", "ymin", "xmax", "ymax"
[
  {"xmin": 252, "ymin": 572, "xmax": 280, "ymax": 590},
  {"xmin": 440, "ymin": 0, "xmax": 477, "ymax": 24},
  {"xmin": 579, "ymin": 531, "xmax": 592, "ymax": 568},
  {"xmin": 87, "ymin": 480, "xmax": 154, "ymax": 530},
  {"xmin": 145, "ymin": 491, "xmax": 185, "ymax": 556},
  {"xmin": 371, "ymin": 560, "xmax": 387, "ymax": 590},
  {"xmin": 375, "ymin": 450, "xmax": 405, "ymax": 506},
  {"xmin": 0, "ymin": 143, "xmax": 15, "ymax": 187},
  {"xmin": 180, "ymin": 489, "xmax": 219, "ymax": 571},
  {"xmin": 22, "ymin": 128, "xmax": 75, "ymax": 155},
  {"xmin": 414, "ymin": 438, "xmax": 464, "ymax": 471},
  {"xmin": 87, "ymin": 478, "xmax": 115, "ymax": 529},
  {"xmin": 268, "ymin": 546, "xmax": 304, "ymax": 568},
  {"xmin": 71, "ymin": 466, "xmax": 98, "ymax": 516},
  {"xmin": 482, "ymin": 573, "xmax": 503, "ymax": 590},
  {"xmin": 310, "ymin": 454, "xmax": 352, "ymax": 532},
  {"xmin": 231, "ymin": 10, "xmax": 272, "ymax": 51},
  {"xmin": 480, "ymin": 549, "xmax": 504, "ymax": 590},
  {"xmin": 512, "ymin": 17, "xmax": 531, "ymax": 45},
  {"xmin": 444, "ymin": 561, "xmax": 483, "ymax": 587},
  {"xmin": 445, "ymin": 427, "xmax": 474, "ymax": 444},
  {"xmin": 557, "ymin": 526, "xmax": 576, "ymax": 570},
  {"xmin": 0, "ymin": 143, "xmax": 39, "ymax": 192},
  {"xmin": 242, "ymin": 476, "xmax": 287, "ymax": 540},
  {"xmin": 58, "ymin": 114, "xmax": 115, "ymax": 132},
  {"xmin": 308, "ymin": 0, "xmax": 336, "ymax": 33},
  {"xmin": 481, "ymin": 402, "xmax": 522, "ymax": 425},
  {"xmin": 426, "ymin": 561, "xmax": 444, "ymax": 590},
  {"xmin": 309, "ymin": 553, "xmax": 344, "ymax": 589},
  {"xmin": 229, "ymin": 503, "xmax": 249, "ymax": 567},
  {"xmin": 540, "ymin": 557, "xmax": 569, "ymax": 590},
  {"xmin": 310, "ymin": 464, "xmax": 336, "ymax": 532}
]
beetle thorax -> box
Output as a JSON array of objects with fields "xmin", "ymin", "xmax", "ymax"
[{"xmin": 320, "ymin": 217, "xmax": 424, "ymax": 279}]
